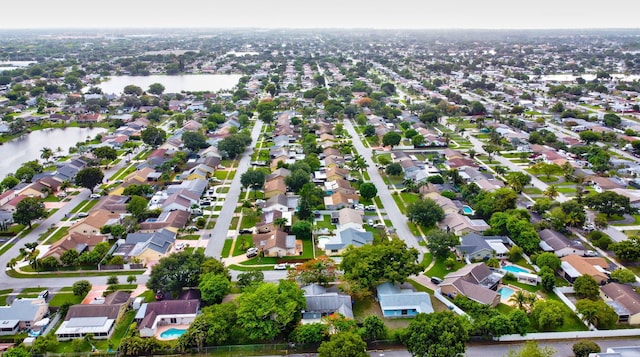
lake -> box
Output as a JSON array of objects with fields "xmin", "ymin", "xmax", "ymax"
[
  {"xmin": 96, "ymin": 74, "xmax": 242, "ymax": 95},
  {"xmin": 0, "ymin": 127, "xmax": 107, "ymax": 179}
]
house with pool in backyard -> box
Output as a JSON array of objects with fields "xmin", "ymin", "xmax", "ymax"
[{"xmin": 135, "ymin": 290, "xmax": 200, "ymax": 340}]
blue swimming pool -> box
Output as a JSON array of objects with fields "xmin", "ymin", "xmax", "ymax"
[
  {"xmin": 462, "ymin": 205, "xmax": 474, "ymax": 215},
  {"xmin": 498, "ymin": 286, "xmax": 515, "ymax": 300},
  {"xmin": 502, "ymin": 265, "xmax": 528, "ymax": 274},
  {"xmin": 159, "ymin": 328, "xmax": 187, "ymax": 339}
]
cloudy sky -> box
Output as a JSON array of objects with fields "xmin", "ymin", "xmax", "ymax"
[{"xmin": 3, "ymin": 0, "xmax": 639, "ymax": 30}]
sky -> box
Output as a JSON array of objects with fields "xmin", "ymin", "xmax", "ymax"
[{"xmin": 2, "ymin": 0, "xmax": 640, "ymax": 30}]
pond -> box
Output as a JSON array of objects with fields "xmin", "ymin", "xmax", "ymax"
[
  {"xmin": 96, "ymin": 74, "xmax": 243, "ymax": 95},
  {"xmin": 0, "ymin": 127, "xmax": 107, "ymax": 179}
]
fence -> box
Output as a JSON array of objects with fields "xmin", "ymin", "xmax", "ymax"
[{"xmin": 433, "ymin": 288, "xmax": 468, "ymax": 317}]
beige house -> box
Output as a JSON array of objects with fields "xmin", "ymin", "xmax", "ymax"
[
  {"xmin": 423, "ymin": 192, "xmax": 458, "ymax": 214},
  {"xmin": 560, "ymin": 254, "xmax": 610, "ymax": 284},
  {"xmin": 264, "ymin": 177, "xmax": 287, "ymax": 199},
  {"xmin": 439, "ymin": 263, "xmax": 501, "ymax": 307},
  {"xmin": 439, "ymin": 212, "xmax": 490, "ymax": 236},
  {"xmin": 42, "ymin": 232, "xmax": 107, "ymax": 261},
  {"xmin": 68, "ymin": 210, "xmax": 121, "ymax": 236},
  {"xmin": 253, "ymin": 230, "xmax": 301, "ymax": 257},
  {"xmin": 601, "ymin": 282, "xmax": 640, "ymax": 325}
]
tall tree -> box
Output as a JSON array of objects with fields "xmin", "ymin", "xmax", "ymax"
[
  {"xmin": 407, "ymin": 198, "xmax": 445, "ymax": 227},
  {"xmin": 198, "ymin": 273, "xmax": 231, "ymax": 306},
  {"xmin": 425, "ymin": 230, "xmax": 459, "ymax": 260},
  {"xmin": 402, "ymin": 311, "xmax": 470, "ymax": 357},
  {"xmin": 585, "ymin": 191, "xmax": 633, "ymax": 218},
  {"xmin": 317, "ymin": 332, "xmax": 368, "ymax": 357},
  {"xmin": 140, "ymin": 127, "xmax": 167, "ymax": 147},
  {"xmin": 358, "ymin": 182, "xmax": 377, "ymax": 200},
  {"xmin": 182, "ymin": 131, "xmax": 210, "ymax": 151},
  {"xmin": 382, "ymin": 131, "xmax": 402, "ymax": 147},
  {"xmin": 74, "ymin": 167, "xmax": 104, "ymax": 191},
  {"xmin": 288, "ymin": 256, "xmax": 338, "ymax": 286},
  {"xmin": 240, "ymin": 170, "xmax": 266, "ymax": 197},
  {"xmin": 506, "ymin": 341, "xmax": 555, "ymax": 357},
  {"xmin": 13, "ymin": 197, "xmax": 46, "ymax": 228},
  {"xmin": 341, "ymin": 239, "xmax": 421, "ymax": 291},
  {"xmin": 236, "ymin": 280, "xmax": 305, "ymax": 341}
]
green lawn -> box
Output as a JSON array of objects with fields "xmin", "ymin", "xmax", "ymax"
[
  {"xmin": 49, "ymin": 292, "xmax": 83, "ymax": 307},
  {"xmin": 315, "ymin": 215, "xmax": 336, "ymax": 231},
  {"xmin": 221, "ymin": 239, "xmax": 233, "ymax": 257},
  {"xmin": 556, "ymin": 187, "xmax": 576, "ymax": 194},
  {"xmin": 179, "ymin": 234, "xmax": 200, "ymax": 240},
  {"xmin": 22, "ymin": 287, "xmax": 47, "ymax": 293},
  {"xmin": 400, "ymin": 192, "xmax": 419, "ymax": 205},
  {"xmin": 522, "ymin": 187, "xmax": 543, "ymax": 195},
  {"xmin": 240, "ymin": 209, "xmax": 260, "ymax": 229},
  {"xmin": 44, "ymin": 226, "xmax": 69, "ymax": 244},
  {"xmin": 233, "ymin": 235, "xmax": 254, "ymax": 256},
  {"xmin": 537, "ymin": 175, "xmax": 559, "ymax": 183},
  {"xmin": 392, "ymin": 194, "xmax": 406, "ymax": 214},
  {"xmin": 425, "ymin": 259, "xmax": 465, "ymax": 278},
  {"xmin": 0, "ymin": 243, "xmax": 14, "ymax": 257}
]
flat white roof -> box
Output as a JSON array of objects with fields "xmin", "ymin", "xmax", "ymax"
[{"xmin": 56, "ymin": 318, "xmax": 114, "ymax": 335}]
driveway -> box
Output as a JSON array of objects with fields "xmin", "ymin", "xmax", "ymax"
[{"xmin": 343, "ymin": 120, "xmax": 425, "ymax": 260}]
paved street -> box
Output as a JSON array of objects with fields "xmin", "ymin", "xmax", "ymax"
[
  {"xmin": 204, "ymin": 120, "xmax": 263, "ymax": 258},
  {"xmin": 343, "ymin": 119, "xmax": 424, "ymax": 259}
]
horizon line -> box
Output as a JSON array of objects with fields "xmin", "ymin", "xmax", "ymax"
[{"xmin": 2, "ymin": 26, "xmax": 640, "ymax": 31}]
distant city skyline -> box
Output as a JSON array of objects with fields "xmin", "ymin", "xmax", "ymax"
[{"xmin": 3, "ymin": 0, "xmax": 640, "ymax": 30}]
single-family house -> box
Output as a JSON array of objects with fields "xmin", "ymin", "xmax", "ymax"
[
  {"xmin": 325, "ymin": 167, "xmax": 351, "ymax": 181},
  {"xmin": 324, "ymin": 192, "xmax": 360, "ymax": 210},
  {"xmin": 114, "ymin": 229, "xmax": 176, "ymax": 263},
  {"xmin": 301, "ymin": 284, "xmax": 353, "ymax": 323},
  {"xmin": 324, "ymin": 179, "xmax": 356, "ymax": 195},
  {"xmin": 136, "ymin": 299, "xmax": 200, "ymax": 337},
  {"xmin": 376, "ymin": 282, "xmax": 434, "ymax": 317},
  {"xmin": 587, "ymin": 176, "xmax": 625, "ymax": 193},
  {"xmin": 538, "ymin": 229, "xmax": 586, "ymax": 257},
  {"xmin": 323, "ymin": 228, "xmax": 374, "ymax": 255},
  {"xmin": 264, "ymin": 177, "xmax": 287, "ymax": 199},
  {"xmin": 138, "ymin": 210, "xmax": 190, "ymax": 233},
  {"xmin": 253, "ymin": 230, "xmax": 301, "ymax": 257},
  {"xmin": 56, "ymin": 291, "xmax": 130, "ymax": 341},
  {"xmin": 439, "ymin": 212, "xmax": 490, "ymax": 236},
  {"xmin": 261, "ymin": 194, "xmax": 296, "ymax": 213},
  {"xmin": 337, "ymin": 208, "xmax": 364, "ymax": 230},
  {"xmin": 456, "ymin": 232, "xmax": 510, "ymax": 261},
  {"xmin": 423, "ymin": 192, "xmax": 459, "ymax": 214},
  {"xmin": 166, "ymin": 178, "xmax": 207, "ymax": 197},
  {"xmin": 266, "ymin": 168, "xmax": 291, "ymax": 181},
  {"xmin": 42, "ymin": 232, "xmax": 107, "ymax": 261},
  {"xmin": 68, "ymin": 210, "xmax": 121, "ymax": 236},
  {"xmin": 440, "ymin": 263, "xmax": 502, "ymax": 307},
  {"xmin": 0, "ymin": 298, "xmax": 49, "ymax": 335},
  {"xmin": 600, "ymin": 282, "xmax": 640, "ymax": 325},
  {"xmin": 560, "ymin": 254, "xmax": 610, "ymax": 284}
]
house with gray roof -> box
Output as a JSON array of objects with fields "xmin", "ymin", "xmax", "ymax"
[
  {"xmin": 376, "ymin": 282, "xmax": 433, "ymax": 318},
  {"xmin": 439, "ymin": 263, "xmax": 501, "ymax": 307},
  {"xmin": 56, "ymin": 292, "xmax": 130, "ymax": 341},
  {"xmin": 456, "ymin": 232, "xmax": 511, "ymax": 262},
  {"xmin": 166, "ymin": 178, "xmax": 207, "ymax": 196},
  {"xmin": 301, "ymin": 284, "xmax": 353, "ymax": 323},
  {"xmin": 323, "ymin": 228, "xmax": 373, "ymax": 255},
  {"xmin": 601, "ymin": 282, "xmax": 640, "ymax": 325},
  {"xmin": 0, "ymin": 298, "xmax": 48, "ymax": 335},
  {"xmin": 114, "ymin": 229, "xmax": 176, "ymax": 263},
  {"xmin": 539, "ymin": 229, "xmax": 586, "ymax": 257}
]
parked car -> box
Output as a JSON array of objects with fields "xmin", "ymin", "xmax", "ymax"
[
  {"xmin": 274, "ymin": 263, "xmax": 288, "ymax": 270},
  {"xmin": 584, "ymin": 250, "xmax": 598, "ymax": 257},
  {"xmin": 239, "ymin": 228, "xmax": 254, "ymax": 234},
  {"xmin": 368, "ymin": 219, "xmax": 374, "ymax": 227},
  {"xmin": 89, "ymin": 193, "xmax": 101, "ymax": 199},
  {"xmin": 246, "ymin": 247, "xmax": 258, "ymax": 258},
  {"xmin": 431, "ymin": 277, "xmax": 443, "ymax": 285}
]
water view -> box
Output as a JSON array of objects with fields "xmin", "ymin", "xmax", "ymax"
[
  {"xmin": 0, "ymin": 127, "xmax": 106, "ymax": 179},
  {"xmin": 96, "ymin": 74, "xmax": 242, "ymax": 95}
]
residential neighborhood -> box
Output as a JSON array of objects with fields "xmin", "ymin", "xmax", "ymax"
[{"xmin": 0, "ymin": 27, "xmax": 640, "ymax": 357}]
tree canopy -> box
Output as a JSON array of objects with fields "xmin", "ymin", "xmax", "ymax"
[
  {"xmin": 385, "ymin": 162, "xmax": 403, "ymax": 176},
  {"xmin": 425, "ymin": 230, "xmax": 459, "ymax": 260},
  {"xmin": 140, "ymin": 126, "xmax": 167, "ymax": 147},
  {"xmin": 585, "ymin": 191, "xmax": 633, "ymax": 218},
  {"xmin": 317, "ymin": 332, "xmax": 368, "ymax": 357},
  {"xmin": 182, "ymin": 131, "xmax": 210, "ymax": 151},
  {"xmin": 147, "ymin": 251, "xmax": 227, "ymax": 297},
  {"xmin": 359, "ymin": 182, "xmax": 378, "ymax": 200},
  {"xmin": 13, "ymin": 197, "xmax": 46, "ymax": 229},
  {"xmin": 74, "ymin": 167, "xmax": 104, "ymax": 191},
  {"xmin": 402, "ymin": 311, "xmax": 470, "ymax": 357},
  {"xmin": 382, "ymin": 131, "xmax": 402, "ymax": 147},
  {"xmin": 406, "ymin": 198, "xmax": 445, "ymax": 227},
  {"xmin": 236, "ymin": 280, "xmax": 305, "ymax": 341},
  {"xmin": 341, "ymin": 239, "xmax": 421, "ymax": 291}
]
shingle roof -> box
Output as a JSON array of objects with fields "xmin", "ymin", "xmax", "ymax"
[{"xmin": 602, "ymin": 282, "xmax": 640, "ymax": 316}]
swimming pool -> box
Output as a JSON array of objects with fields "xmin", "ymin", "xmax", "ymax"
[
  {"xmin": 502, "ymin": 265, "xmax": 528, "ymax": 274},
  {"xmin": 498, "ymin": 286, "xmax": 515, "ymax": 300},
  {"xmin": 462, "ymin": 205, "xmax": 474, "ymax": 215},
  {"xmin": 159, "ymin": 328, "xmax": 187, "ymax": 339}
]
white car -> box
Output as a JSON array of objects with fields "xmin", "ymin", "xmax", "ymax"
[
  {"xmin": 89, "ymin": 193, "xmax": 101, "ymax": 199},
  {"xmin": 274, "ymin": 263, "xmax": 288, "ymax": 270}
]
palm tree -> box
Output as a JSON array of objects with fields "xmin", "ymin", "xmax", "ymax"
[
  {"xmin": 509, "ymin": 290, "xmax": 529, "ymax": 311},
  {"xmin": 274, "ymin": 217, "xmax": 288, "ymax": 230},
  {"xmin": 40, "ymin": 147, "xmax": 53, "ymax": 164},
  {"xmin": 580, "ymin": 307, "xmax": 599, "ymax": 328},
  {"xmin": 543, "ymin": 185, "xmax": 559, "ymax": 199}
]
